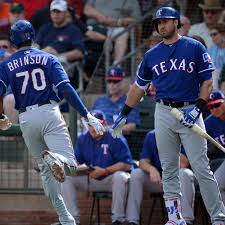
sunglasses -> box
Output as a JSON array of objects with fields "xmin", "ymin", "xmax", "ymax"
[
  {"xmin": 107, "ymin": 80, "xmax": 121, "ymax": 84},
  {"xmin": 0, "ymin": 45, "xmax": 9, "ymax": 49},
  {"xmin": 204, "ymin": 10, "xmax": 218, "ymax": 15},
  {"xmin": 210, "ymin": 32, "xmax": 219, "ymax": 37},
  {"xmin": 208, "ymin": 102, "xmax": 223, "ymax": 110}
]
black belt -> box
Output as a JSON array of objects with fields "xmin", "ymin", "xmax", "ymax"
[
  {"xmin": 19, "ymin": 100, "xmax": 52, "ymax": 114},
  {"xmin": 157, "ymin": 99, "xmax": 196, "ymax": 108}
]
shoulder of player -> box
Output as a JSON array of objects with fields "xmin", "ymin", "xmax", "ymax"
[
  {"xmin": 204, "ymin": 114, "xmax": 218, "ymax": 124},
  {"xmin": 144, "ymin": 41, "xmax": 163, "ymax": 56}
]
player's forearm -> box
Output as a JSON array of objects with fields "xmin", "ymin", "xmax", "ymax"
[
  {"xmin": 126, "ymin": 83, "xmax": 145, "ymax": 108},
  {"xmin": 60, "ymin": 49, "xmax": 83, "ymax": 62},
  {"xmin": 105, "ymin": 162, "xmax": 131, "ymax": 174},
  {"xmin": 139, "ymin": 159, "xmax": 152, "ymax": 173}
]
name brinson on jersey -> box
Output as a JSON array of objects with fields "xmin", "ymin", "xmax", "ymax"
[
  {"xmin": 152, "ymin": 58, "xmax": 195, "ymax": 75},
  {"xmin": 7, "ymin": 55, "xmax": 48, "ymax": 71}
]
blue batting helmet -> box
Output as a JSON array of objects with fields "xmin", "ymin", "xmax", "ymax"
[
  {"xmin": 10, "ymin": 20, "xmax": 35, "ymax": 46},
  {"xmin": 153, "ymin": 7, "xmax": 181, "ymax": 32}
]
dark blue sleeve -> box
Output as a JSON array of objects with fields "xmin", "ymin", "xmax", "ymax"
[
  {"xmin": 70, "ymin": 25, "xmax": 85, "ymax": 52},
  {"xmin": 74, "ymin": 135, "xmax": 84, "ymax": 164},
  {"xmin": 139, "ymin": 132, "xmax": 156, "ymax": 160},
  {"xmin": 196, "ymin": 42, "xmax": 214, "ymax": 82}
]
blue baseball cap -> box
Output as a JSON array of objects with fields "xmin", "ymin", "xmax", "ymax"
[
  {"xmin": 106, "ymin": 67, "xmax": 124, "ymax": 81},
  {"xmin": 91, "ymin": 110, "xmax": 107, "ymax": 125},
  {"xmin": 208, "ymin": 89, "xmax": 225, "ymax": 106}
]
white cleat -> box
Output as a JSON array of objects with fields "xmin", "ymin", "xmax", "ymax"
[{"xmin": 42, "ymin": 151, "xmax": 65, "ymax": 183}]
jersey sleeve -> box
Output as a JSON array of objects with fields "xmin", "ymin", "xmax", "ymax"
[
  {"xmin": 74, "ymin": 135, "xmax": 84, "ymax": 164},
  {"xmin": 0, "ymin": 63, "xmax": 8, "ymax": 96},
  {"xmin": 49, "ymin": 56, "xmax": 70, "ymax": 88},
  {"xmin": 135, "ymin": 56, "xmax": 153, "ymax": 91},
  {"xmin": 196, "ymin": 42, "xmax": 214, "ymax": 82},
  {"xmin": 139, "ymin": 132, "xmax": 156, "ymax": 160}
]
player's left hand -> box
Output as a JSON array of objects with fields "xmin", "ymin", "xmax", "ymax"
[
  {"xmin": 112, "ymin": 112, "xmax": 127, "ymax": 138},
  {"xmin": 180, "ymin": 106, "xmax": 201, "ymax": 128},
  {"xmin": 86, "ymin": 112, "xmax": 105, "ymax": 135},
  {"xmin": 0, "ymin": 114, "xmax": 12, "ymax": 130}
]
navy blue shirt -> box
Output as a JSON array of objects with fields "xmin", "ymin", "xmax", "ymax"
[
  {"xmin": 75, "ymin": 130, "xmax": 133, "ymax": 178},
  {"xmin": 36, "ymin": 23, "xmax": 84, "ymax": 53},
  {"xmin": 92, "ymin": 94, "xmax": 140, "ymax": 126}
]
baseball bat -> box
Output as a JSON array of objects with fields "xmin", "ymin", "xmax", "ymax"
[{"xmin": 170, "ymin": 108, "xmax": 225, "ymax": 153}]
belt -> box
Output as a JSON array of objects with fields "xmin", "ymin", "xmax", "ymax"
[
  {"xmin": 157, "ymin": 99, "xmax": 196, "ymax": 108},
  {"xmin": 19, "ymin": 100, "xmax": 52, "ymax": 114}
]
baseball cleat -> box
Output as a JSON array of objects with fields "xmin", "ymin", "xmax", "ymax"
[{"xmin": 42, "ymin": 151, "xmax": 65, "ymax": 183}]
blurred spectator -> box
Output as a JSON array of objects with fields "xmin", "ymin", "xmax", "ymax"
[
  {"xmin": 208, "ymin": 24, "xmax": 225, "ymax": 71},
  {"xmin": 220, "ymin": 65, "xmax": 225, "ymax": 94},
  {"xmin": 207, "ymin": 23, "xmax": 225, "ymax": 89},
  {"xmin": 62, "ymin": 110, "xmax": 133, "ymax": 225},
  {"xmin": 0, "ymin": 35, "xmax": 18, "ymax": 123},
  {"xmin": 125, "ymin": 130, "xmax": 195, "ymax": 225},
  {"xmin": 145, "ymin": 31, "xmax": 162, "ymax": 49},
  {"xmin": 179, "ymin": 15, "xmax": 191, "ymax": 36},
  {"xmin": 0, "ymin": 2, "xmax": 25, "ymax": 37},
  {"xmin": 92, "ymin": 67, "xmax": 140, "ymax": 135},
  {"xmin": 12, "ymin": 0, "xmax": 51, "ymax": 20},
  {"xmin": 176, "ymin": 0, "xmax": 202, "ymax": 24},
  {"xmin": 67, "ymin": 0, "xmax": 84, "ymax": 18},
  {"xmin": 219, "ymin": 9, "xmax": 225, "ymax": 24},
  {"xmin": 188, "ymin": 0, "xmax": 223, "ymax": 48},
  {"xmin": 84, "ymin": 0, "xmax": 141, "ymax": 66},
  {"xmin": 35, "ymin": 0, "xmax": 84, "ymax": 64},
  {"xmin": 0, "ymin": 2, "xmax": 11, "ymax": 26},
  {"xmin": 30, "ymin": 0, "xmax": 85, "ymax": 33}
]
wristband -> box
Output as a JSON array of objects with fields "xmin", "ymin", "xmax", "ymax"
[
  {"xmin": 121, "ymin": 104, "xmax": 133, "ymax": 116},
  {"xmin": 0, "ymin": 113, "xmax": 5, "ymax": 119},
  {"xmin": 195, "ymin": 98, "xmax": 207, "ymax": 112}
]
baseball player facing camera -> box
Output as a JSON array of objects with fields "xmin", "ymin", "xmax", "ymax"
[
  {"xmin": 0, "ymin": 20, "xmax": 105, "ymax": 225},
  {"xmin": 112, "ymin": 7, "xmax": 225, "ymax": 225}
]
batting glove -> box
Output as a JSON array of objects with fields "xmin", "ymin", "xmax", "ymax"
[
  {"xmin": 86, "ymin": 112, "xmax": 105, "ymax": 135},
  {"xmin": 180, "ymin": 106, "xmax": 201, "ymax": 128},
  {"xmin": 112, "ymin": 112, "xmax": 127, "ymax": 138},
  {"xmin": 0, "ymin": 114, "xmax": 12, "ymax": 130}
]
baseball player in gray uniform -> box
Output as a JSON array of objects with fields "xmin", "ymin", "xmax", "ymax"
[
  {"xmin": 0, "ymin": 20, "xmax": 105, "ymax": 225},
  {"xmin": 112, "ymin": 7, "xmax": 225, "ymax": 225}
]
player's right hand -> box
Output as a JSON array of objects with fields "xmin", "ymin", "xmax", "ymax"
[
  {"xmin": 112, "ymin": 112, "xmax": 127, "ymax": 138},
  {"xmin": 86, "ymin": 112, "xmax": 105, "ymax": 135},
  {"xmin": 0, "ymin": 114, "xmax": 12, "ymax": 130}
]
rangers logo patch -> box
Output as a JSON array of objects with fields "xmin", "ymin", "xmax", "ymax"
[{"xmin": 202, "ymin": 52, "xmax": 212, "ymax": 63}]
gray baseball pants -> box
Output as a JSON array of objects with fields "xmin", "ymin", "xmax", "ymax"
[
  {"xmin": 155, "ymin": 103, "xmax": 225, "ymax": 224},
  {"xmin": 19, "ymin": 103, "xmax": 76, "ymax": 225},
  {"xmin": 62, "ymin": 171, "xmax": 130, "ymax": 223}
]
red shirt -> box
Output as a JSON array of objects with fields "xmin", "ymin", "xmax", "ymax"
[{"xmin": 13, "ymin": 0, "xmax": 51, "ymax": 20}]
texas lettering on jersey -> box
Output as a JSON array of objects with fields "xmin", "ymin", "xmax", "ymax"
[{"xmin": 152, "ymin": 58, "xmax": 195, "ymax": 75}]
